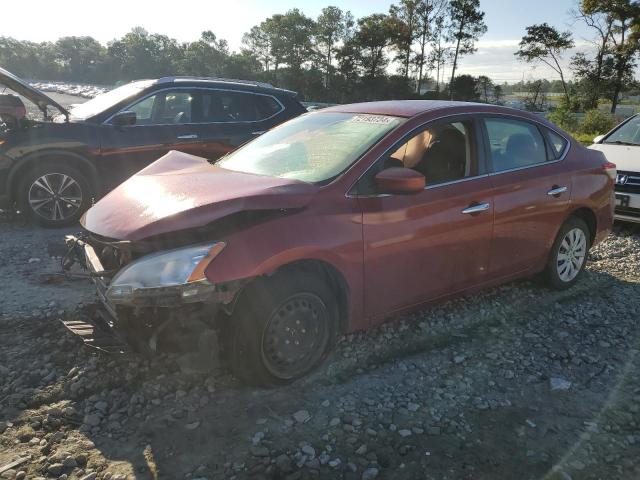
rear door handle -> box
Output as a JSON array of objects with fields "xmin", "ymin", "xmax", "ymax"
[
  {"xmin": 177, "ymin": 134, "xmax": 198, "ymax": 140},
  {"xmin": 462, "ymin": 203, "xmax": 490, "ymax": 215},
  {"xmin": 547, "ymin": 186, "xmax": 568, "ymax": 196}
]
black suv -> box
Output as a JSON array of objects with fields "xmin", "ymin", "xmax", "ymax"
[{"xmin": 0, "ymin": 68, "xmax": 306, "ymax": 226}]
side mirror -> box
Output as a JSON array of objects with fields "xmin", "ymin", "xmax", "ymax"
[
  {"xmin": 374, "ymin": 167, "xmax": 425, "ymax": 194},
  {"xmin": 593, "ymin": 135, "xmax": 605, "ymax": 144},
  {"xmin": 112, "ymin": 111, "xmax": 137, "ymax": 127}
]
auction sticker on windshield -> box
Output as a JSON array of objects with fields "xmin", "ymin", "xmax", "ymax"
[{"xmin": 349, "ymin": 114, "xmax": 397, "ymax": 125}]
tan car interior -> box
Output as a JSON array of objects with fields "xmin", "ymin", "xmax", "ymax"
[{"xmin": 388, "ymin": 122, "xmax": 472, "ymax": 185}]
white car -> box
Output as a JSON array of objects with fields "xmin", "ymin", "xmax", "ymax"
[{"xmin": 590, "ymin": 114, "xmax": 640, "ymax": 224}]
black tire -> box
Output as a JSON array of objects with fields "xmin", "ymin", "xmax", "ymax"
[
  {"xmin": 228, "ymin": 270, "xmax": 338, "ymax": 386},
  {"xmin": 18, "ymin": 162, "xmax": 93, "ymax": 227},
  {"xmin": 544, "ymin": 216, "xmax": 591, "ymax": 290}
]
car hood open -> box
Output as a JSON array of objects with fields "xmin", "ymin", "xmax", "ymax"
[
  {"xmin": 81, "ymin": 150, "xmax": 319, "ymax": 241},
  {"xmin": 0, "ymin": 67, "xmax": 69, "ymax": 118}
]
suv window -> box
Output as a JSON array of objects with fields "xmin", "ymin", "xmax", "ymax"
[
  {"xmin": 485, "ymin": 118, "xmax": 547, "ymax": 172},
  {"xmin": 386, "ymin": 120, "xmax": 476, "ymax": 186},
  {"xmin": 198, "ymin": 91, "xmax": 281, "ymax": 123},
  {"xmin": 126, "ymin": 91, "xmax": 193, "ymax": 125}
]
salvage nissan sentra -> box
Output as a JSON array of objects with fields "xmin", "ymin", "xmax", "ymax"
[{"xmin": 64, "ymin": 100, "xmax": 615, "ymax": 385}]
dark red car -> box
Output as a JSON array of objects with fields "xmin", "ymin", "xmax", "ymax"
[{"xmin": 65, "ymin": 101, "xmax": 615, "ymax": 385}]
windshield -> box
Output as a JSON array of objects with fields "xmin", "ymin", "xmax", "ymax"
[
  {"xmin": 604, "ymin": 115, "xmax": 640, "ymax": 146},
  {"xmin": 217, "ymin": 112, "xmax": 404, "ymax": 183},
  {"xmin": 69, "ymin": 80, "xmax": 155, "ymax": 120}
]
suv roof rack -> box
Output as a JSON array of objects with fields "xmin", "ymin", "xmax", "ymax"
[{"xmin": 157, "ymin": 76, "xmax": 275, "ymax": 89}]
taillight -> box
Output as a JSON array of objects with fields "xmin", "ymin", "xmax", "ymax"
[{"xmin": 602, "ymin": 161, "xmax": 617, "ymax": 180}]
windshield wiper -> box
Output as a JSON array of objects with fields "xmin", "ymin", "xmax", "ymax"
[{"xmin": 604, "ymin": 140, "xmax": 639, "ymax": 146}]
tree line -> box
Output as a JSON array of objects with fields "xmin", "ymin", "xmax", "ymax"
[{"xmin": 0, "ymin": 0, "xmax": 637, "ymax": 109}]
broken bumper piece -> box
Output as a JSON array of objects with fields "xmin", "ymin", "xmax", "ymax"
[{"xmin": 61, "ymin": 310, "xmax": 127, "ymax": 354}]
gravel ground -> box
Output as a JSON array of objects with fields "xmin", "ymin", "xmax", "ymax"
[{"xmin": 1, "ymin": 216, "xmax": 639, "ymax": 480}]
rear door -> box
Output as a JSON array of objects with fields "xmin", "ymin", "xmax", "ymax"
[
  {"xmin": 356, "ymin": 117, "xmax": 494, "ymax": 324},
  {"xmin": 190, "ymin": 89, "xmax": 288, "ymax": 160},
  {"xmin": 482, "ymin": 116, "xmax": 572, "ymax": 278}
]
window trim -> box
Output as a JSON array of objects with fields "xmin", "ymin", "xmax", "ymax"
[
  {"xmin": 102, "ymin": 86, "xmax": 285, "ymax": 126},
  {"xmin": 479, "ymin": 114, "xmax": 570, "ymax": 176},
  {"xmin": 346, "ymin": 111, "xmax": 571, "ymax": 198},
  {"xmin": 347, "ymin": 114, "xmax": 488, "ymax": 198}
]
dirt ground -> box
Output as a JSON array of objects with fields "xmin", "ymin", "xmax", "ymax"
[{"xmin": 1, "ymin": 214, "xmax": 640, "ymax": 480}]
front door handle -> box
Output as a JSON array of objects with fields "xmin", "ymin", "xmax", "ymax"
[
  {"xmin": 177, "ymin": 134, "xmax": 198, "ymax": 140},
  {"xmin": 547, "ymin": 186, "xmax": 568, "ymax": 197},
  {"xmin": 252, "ymin": 130, "xmax": 266, "ymax": 136},
  {"xmin": 462, "ymin": 203, "xmax": 490, "ymax": 215}
]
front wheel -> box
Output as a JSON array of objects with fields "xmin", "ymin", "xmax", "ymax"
[
  {"xmin": 19, "ymin": 163, "xmax": 93, "ymax": 227},
  {"xmin": 544, "ymin": 216, "xmax": 591, "ymax": 289},
  {"xmin": 228, "ymin": 270, "xmax": 338, "ymax": 386}
]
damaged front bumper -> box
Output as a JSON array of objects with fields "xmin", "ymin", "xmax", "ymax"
[{"xmin": 62, "ymin": 234, "xmax": 242, "ymax": 354}]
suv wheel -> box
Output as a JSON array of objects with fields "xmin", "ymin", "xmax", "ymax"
[
  {"xmin": 19, "ymin": 163, "xmax": 93, "ymax": 227},
  {"xmin": 228, "ymin": 270, "xmax": 338, "ymax": 386},
  {"xmin": 545, "ymin": 216, "xmax": 591, "ymax": 289}
]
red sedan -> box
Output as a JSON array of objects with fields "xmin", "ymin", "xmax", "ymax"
[{"xmin": 66, "ymin": 101, "xmax": 615, "ymax": 385}]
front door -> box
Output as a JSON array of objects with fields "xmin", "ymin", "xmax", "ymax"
[
  {"xmin": 99, "ymin": 89, "xmax": 202, "ymax": 188},
  {"xmin": 356, "ymin": 118, "xmax": 494, "ymax": 324}
]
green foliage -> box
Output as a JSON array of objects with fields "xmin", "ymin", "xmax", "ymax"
[
  {"xmin": 579, "ymin": 109, "xmax": 617, "ymax": 135},
  {"xmin": 548, "ymin": 104, "xmax": 579, "ymax": 132}
]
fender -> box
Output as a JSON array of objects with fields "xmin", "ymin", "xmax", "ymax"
[{"xmin": 6, "ymin": 149, "xmax": 101, "ymax": 200}]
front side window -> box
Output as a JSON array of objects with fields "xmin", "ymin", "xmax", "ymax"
[
  {"xmin": 125, "ymin": 91, "xmax": 193, "ymax": 125},
  {"xmin": 604, "ymin": 115, "xmax": 640, "ymax": 146},
  {"xmin": 217, "ymin": 112, "xmax": 404, "ymax": 183},
  {"xmin": 385, "ymin": 120, "xmax": 476, "ymax": 186},
  {"xmin": 485, "ymin": 118, "xmax": 548, "ymax": 172},
  {"xmin": 70, "ymin": 80, "xmax": 154, "ymax": 120}
]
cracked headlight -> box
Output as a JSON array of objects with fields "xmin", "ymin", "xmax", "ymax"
[{"xmin": 106, "ymin": 242, "xmax": 225, "ymax": 306}]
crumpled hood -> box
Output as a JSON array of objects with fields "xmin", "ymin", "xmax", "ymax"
[
  {"xmin": 82, "ymin": 150, "xmax": 319, "ymax": 241},
  {"xmin": 0, "ymin": 67, "xmax": 69, "ymax": 118},
  {"xmin": 589, "ymin": 143, "xmax": 639, "ymax": 172}
]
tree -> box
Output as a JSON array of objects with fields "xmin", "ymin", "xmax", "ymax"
[
  {"xmin": 447, "ymin": 0, "xmax": 487, "ymax": 100},
  {"xmin": 352, "ymin": 14, "xmax": 395, "ymax": 79},
  {"xmin": 477, "ymin": 75, "xmax": 493, "ymax": 102},
  {"xmin": 492, "ymin": 84, "xmax": 504, "ymax": 105},
  {"xmin": 316, "ymin": 6, "xmax": 354, "ymax": 88},
  {"xmin": 55, "ymin": 37, "xmax": 105, "ymax": 82},
  {"xmin": 581, "ymin": 0, "xmax": 640, "ymax": 112},
  {"xmin": 389, "ymin": 0, "xmax": 421, "ymax": 79},
  {"xmin": 450, "ymin": 74, "xmax": 479, "ymax": 101},
  {"xmin": 515, "ymin": 23, "xmax": 574, "ymax": 104},
  {"xmin": 571, "ymin": 1, "xmax": 617, "ymax": 108},
  {"xmin": 413, "ymin": 0, "xmax": 447, "ymax": 93},
  {"xmin": 242, "ymin": 25, "xmax": 272, "ymax": 72},
  {"xmin": 180, "ymin": 31, "xmax": 228, "ymax": 77},
  {"xmin": 429, "ymin": 14, "xmax": 450, "ymax": 92}
]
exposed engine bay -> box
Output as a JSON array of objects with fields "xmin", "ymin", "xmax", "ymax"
[{"xmin": 0, "ymin": 93, "xmax": 27, "ymax": 131}]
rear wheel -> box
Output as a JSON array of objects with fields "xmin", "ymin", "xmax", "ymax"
[
  {"xmin": 545, "ymin": 216, "xmax": 591, "ymax": 289},
  {"xmin": 228, "ymin": 270, "xmax": 338, "ymax": 386},
  {"xmin": 18, "ymin": 163, "xmax": 93, "ymax": 227}
]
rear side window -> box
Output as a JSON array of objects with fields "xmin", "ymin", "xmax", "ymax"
[
  {"xmin": 545, "ymin": 128, "xmax": 568, "ymax": 159},
  {"xmin": 198, "ymin": 91, "xmax": 282, "ymax": 123},
  {"xmin": 484, "ymin": 118, "xmax": 548, "ymax": 172}
]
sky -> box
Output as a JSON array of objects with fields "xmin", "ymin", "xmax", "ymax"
[{"xmin": 3, "ymin": 0, "xmax": 602, "ymax": 83}]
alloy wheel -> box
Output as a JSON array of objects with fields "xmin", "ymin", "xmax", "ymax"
[
  {"xmin": 556, "ymin": 227, "xmax": 587, "ymax": 282},
  {"xmin": 261, "ymin": 293, "xmax": 330, "ymax": 380},
  {"xmin": 28, "ymin": 173, "xmax": 83, "ymax": 222}
]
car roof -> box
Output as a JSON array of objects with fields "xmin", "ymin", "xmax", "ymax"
[
  {"xmin": 322, "ymin": 100, "xmax": 534, "ymax": 119},
  {"xmin": 147, "ymin": 76, "xmax": 298, "ymax": 97}
]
